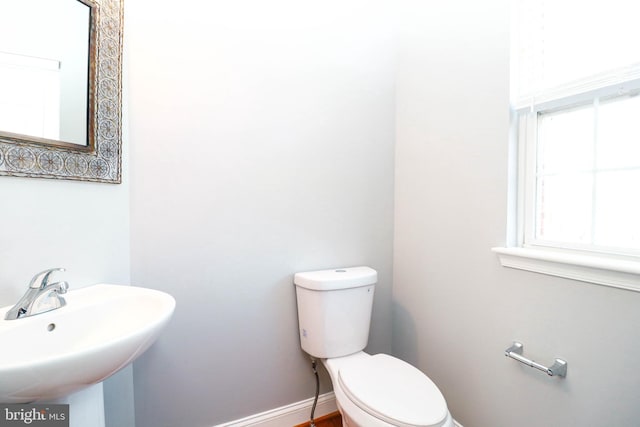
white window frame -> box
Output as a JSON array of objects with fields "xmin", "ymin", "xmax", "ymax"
[{"xmin": 494, "ymin": 77, "xmax": 640, "ymax": 292}]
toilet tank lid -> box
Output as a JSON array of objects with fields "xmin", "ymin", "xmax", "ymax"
[{"xmin": 294, "ymin": 266, "xmax": 377, "ymax": 291}]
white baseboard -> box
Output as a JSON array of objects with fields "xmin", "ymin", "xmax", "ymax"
[
  {"xmin": 214, "ymin": 391, "xmax": 464, "ymax": 427},
  {"xmin": 213, "ymin": 392, "xmax": 337, "ymax": 427}
]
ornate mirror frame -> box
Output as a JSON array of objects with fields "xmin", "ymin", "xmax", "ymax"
[{"xmin": 0, "ymin": 0, "xmax": 123, "ymax": 184}]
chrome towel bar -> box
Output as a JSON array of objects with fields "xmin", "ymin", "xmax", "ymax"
[{"xmin": 505, "ymin": 342, "xmax": 567, "ymax": 377}]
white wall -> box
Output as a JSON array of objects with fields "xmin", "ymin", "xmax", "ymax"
[
  {"xmin": 125, "ymin": 1, "xmax": 395, "ymax": 425},
  {"xmin": 393, "ymin": 1, "xmax": 640, "ymax": 426},
  {"xmin": 0, "ymin": 178, "xmax": 129, "ymax": 300}
]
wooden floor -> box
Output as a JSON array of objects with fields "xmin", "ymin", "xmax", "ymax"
[{"xmin": 294, "ymin": 410, "xmax": 342, "ymax": 427}]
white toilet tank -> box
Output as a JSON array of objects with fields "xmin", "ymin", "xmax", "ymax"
[{"xmin": 294, "ymin": 266, "xmax": 377, "ymax": 358}]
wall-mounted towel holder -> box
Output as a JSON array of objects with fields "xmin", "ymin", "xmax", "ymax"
[{"xmin": 504, "ymin": 342, "xmax": 567, "ymax": 377}]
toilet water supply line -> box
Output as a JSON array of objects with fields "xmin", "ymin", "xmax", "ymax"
[{"xmin": 309, "ymin": 358, "xmax": 320, "ymax": 427}]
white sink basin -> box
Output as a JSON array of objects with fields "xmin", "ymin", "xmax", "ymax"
[{"xmin": 0, "ymin": 284, "xmax": 175, "ymax": 403}]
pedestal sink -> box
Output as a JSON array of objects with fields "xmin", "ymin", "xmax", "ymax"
[{"xmin": 0, "ymin": 284, "xmax": 175, "ymax": 403}]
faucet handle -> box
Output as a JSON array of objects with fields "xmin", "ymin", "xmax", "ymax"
[
  {"xmin": 51, "ymin": 281, "xmax": 69, "ymax": 294},
  {"xmin": 29, "ymin": 268, "xmax": 66, "ymax": 289}
]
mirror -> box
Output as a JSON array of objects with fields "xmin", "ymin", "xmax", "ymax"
[
  {"xmin": 0, "ymin": 0, "xmax": 123, "ymax": 183},
  {"xmin": 0, "ymin": 0, "xmax": 92, "ymax": 148}
]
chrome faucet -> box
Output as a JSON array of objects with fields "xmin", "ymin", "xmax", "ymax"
[{"xmin": 4, "ymin": 268, "xmax": 69, "ymax": 320}]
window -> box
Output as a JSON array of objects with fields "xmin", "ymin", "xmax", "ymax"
[{"xmin": 494, "ymin": 0, "xmax": 640, "ymax": 291}]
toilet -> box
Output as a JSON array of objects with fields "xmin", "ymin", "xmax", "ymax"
[{"xmin": 294, "ymin": 266, "xmax": 454, "ymax": 427}]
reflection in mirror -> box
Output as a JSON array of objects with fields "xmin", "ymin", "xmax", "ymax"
[
  {"xmin": 0, "ymin": 0, "xmax": 123, "ymax": 183},
  {"xmin": 0, "ymin": 0, "xmax": 91, "ymax": 147}
]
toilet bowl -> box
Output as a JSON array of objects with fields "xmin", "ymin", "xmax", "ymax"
[
  {"xmin": 323, "ymin": 352, "xmax": 454, "ymax": 427},
  {"xmin": 294, "ymin": 266, "xmax": 454, "ymax": 427}
]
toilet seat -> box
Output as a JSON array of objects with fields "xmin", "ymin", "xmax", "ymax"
[{"xmin": 338, "ymin": 354, "xmax": 448, "ymax": 427}]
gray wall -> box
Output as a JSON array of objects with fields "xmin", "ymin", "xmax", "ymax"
[
  {"xmin": 393, "ymin": 1, "xmax": 640, "ymax": 426},
  {"xmin": 125, "ymin": 1, "xmax": 395, "ymax": 426}
]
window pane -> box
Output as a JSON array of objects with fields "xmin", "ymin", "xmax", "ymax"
[
  {"xmin": 597, "ymin": 95, "xmax": 640, "ymax": 170},
  {"xmin": 536, "ymin": 173, "xmax": 592, "ymax": 244},
  {"xmin": 538, "ymin": 105, "xmax": 593, "ymax": 174},
  {"xmin": 594, "ymin": 170, "xmax": 640, "ymax": 250}
]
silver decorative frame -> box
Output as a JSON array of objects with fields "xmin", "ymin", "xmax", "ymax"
[{"xmin": 0, "ymin": 0, "xmax": 123, "ymax": 184}]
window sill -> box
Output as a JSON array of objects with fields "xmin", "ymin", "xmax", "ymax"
[{"xmin": 492, "ymin": 247, "xmax": 640, "ymax": 292}]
